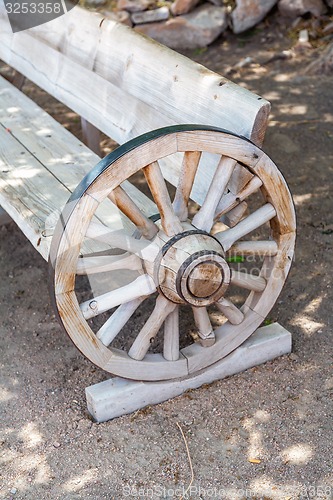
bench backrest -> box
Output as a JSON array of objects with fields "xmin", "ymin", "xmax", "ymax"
[{"xmin": 0, "ymin": 5, "xmax": 270, "ymax": 147}]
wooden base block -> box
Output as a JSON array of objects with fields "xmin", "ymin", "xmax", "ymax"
[{"xmin": 85, "ymin": 323, "xmax": 292, "ymax": 422}]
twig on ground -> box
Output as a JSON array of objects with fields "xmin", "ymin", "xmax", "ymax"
[{"xmin": 176, "ymin": 422, "xmax": 194, "ymax": 500}]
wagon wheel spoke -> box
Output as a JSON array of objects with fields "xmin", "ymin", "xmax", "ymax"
[
  {"xmin": 86, "ymin": 221, "xmax": 160, "ymax": 261},
  {"xmin": 80, "ymin": 274, "xmax": 156, "ymax": 319},
  {"xmin": 143, "ymin": 161, "xmax": 183, "ymax": 236},
  {"xmin": 192, "ymin": 307, "xmax": 215, "ymax": 347},
  {"xmin": 76, "ymin": 252, "xmax": 143, "ymax": 275},
  {"xmin": 215, "ymin": 176, "xmax": 263, "ymax": 219},
  {"xmin": 221, "ymin": 201, "xmax": 248, "ymax": 228},
  {"xmin": 215, "ymin": 203, "xmax": 277, "ymax": 251},
  {"xmin": 227, "ymin": 240, "xmax": 278, "ymax": 257},
  {"xmin": 216, "ymin": 297, "xmax": 244, "ymax": 325},
  {"xmin": 96, "ymin": 297, "xmax": 147, "ymax": 346},
  {"xmin": 128, "ymin": 296, "xmax": 177, "ymax": 360},
  {"xmin": 173, "ymin": 151, "xmax": 201, "ymax": 221},
  {"xmin": 109, "ymin": 185, "xmax": 158, "ymax": 240},
  {"xmin": 163, "ymin": 306, "xmax": 180, "ymax": 361},
  {"xmin": 51, "ymin": 125, "xmax": 295, "ymax": 382},
  {"xmin": 192, "ymin": 156, "xmax": 237, "ymax": 232},
  {"xmin": 230, "ymin": 269, "xmax": 266, "ymax": 292}
]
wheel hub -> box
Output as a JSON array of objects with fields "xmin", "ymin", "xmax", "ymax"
[{"xmin": 157, "ymin": 230, "xmax": 230, "ymax": 306}]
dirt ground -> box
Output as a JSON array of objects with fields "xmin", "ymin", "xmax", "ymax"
[{"xmin": 1, "ymin": 10, "xmax": 333, "ymax": 500}]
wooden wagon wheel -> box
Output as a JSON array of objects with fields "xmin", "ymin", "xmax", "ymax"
[{"xmin": 49, "ymin": 125, "xmax": 296, "ymax": 381}]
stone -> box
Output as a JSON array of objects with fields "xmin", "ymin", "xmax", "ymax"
[
  {"xmin": 117, "ymin": 0, "xmax": 151, "ymax": 13},
  {"xmin": 170, "ymin": 0, "xmax": 201, "ymax": 16},
  {"xmin": 132, "ymin": 6, "xmax": 170, "ymax": 25},
  {"xmin": 87, "ymin": 0, "xmax": 106, "ymax": 5},
  {"xmin": 325, "ymin": 0, "xmax": 333, "ymax": 6},
  {"xmin": 102, "ymin": 9, "xmax": 132, "ymax": 26},
  {"xmin": 278, "ymin": 0, "xmax": 326, "ymax": 18},
  {"xmin": 207, "ymin": 0, "xmax": 224, "ymax": 5},
  {"xmin": 231, "ymin": 0, "xmax": 278, "ymax": 34},
  {"xmin": 135, "ymin": 4, "xmax": 228, "ymax": 50}
]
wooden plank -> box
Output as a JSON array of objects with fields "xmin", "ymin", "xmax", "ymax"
[
  {"xmin": 0, "ymin": 124, "xmax": 71, "ymax": 259},
  {"xmin": 0, "ymin": 76, "xmax": 156, "ymax": 215},
  {"xmin": 0, "ymin": 5, "xmax": 270, "ymax": 146},
  {"xmin": 0, "ymin": 76, "xmax": 157, "ymax": 257},
  {"xmin": 86, "ymin": 323, "xmax": 292, "ymax": 422}
]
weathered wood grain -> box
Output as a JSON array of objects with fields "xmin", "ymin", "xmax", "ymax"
[
  {"xmin": 0, "ymin": 4, "xmax": 270, "ymax": 146},
  {"xmin": 0, "ymin": 76, "xmax": 157, "ymax": 258}
]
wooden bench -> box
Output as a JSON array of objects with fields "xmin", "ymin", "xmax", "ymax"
[{"xmin": 0, "ymin": 5, "xmax": 296, "ymax": 384}]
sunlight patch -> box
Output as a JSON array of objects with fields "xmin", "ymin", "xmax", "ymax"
[
  {"xmin": 281, "ymin": 444, "xmax": 313, "ymax": 464},
  {"xmin": 63, "ymin": 469, "xmax": 98, "ymax": 492}
]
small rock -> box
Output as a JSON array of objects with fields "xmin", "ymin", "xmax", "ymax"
[
  {"xmin": 325, "ymin": 0, "xmax": 333, "ymax": 6},
  {"xmin": 278, "ymin": 0, "xmax": 326, "ymax": 18},
  {"xmin": 117, "ymin": 0, "xmax": 151, "ymax": 13},
  {"xmin": 10, "ymin": 488, "xmax": 17, "ymax": 495},
  {"xmin": 101, "ymin": 9, "xmax": 132, "ymax": 26},
  {"xmin": 52, "ymin": 441, "xmax": 61, "ymax": 448},
  {"xmin": 86, "ymin": 0, "xmax": 105, "ymax": 5},
  {"xmin": 289, "ymin": 353, "xmax": 299, "ymax": 361},
  {"xmin": 234, "ymin": 56, "xmax": 253, "ymax": 68},
  {"xmin": 171, "ymin": 0, "xmax": 201, "ymax": 16},
  {"xmin": 132, "ymin": 7, "xmax": 170, "ymax": 25},
  {"xmin": 77, "ymin": 419, "xmax": 92, "ymax": 431},
  {"xmin": 299, "ymin": 28, "xmax": 309, "ymax": 43},
  {"xmin": 294, "ymin": 28, "xmax": 312, "ymax": 52},
  {"xmin": 135, "ymin": 4, "xmax": 227, "ymax": 50},
  {"xmin": 87, "ymin": 0, "xmax": 106, "ymax": 5},
  {"xmin": 231, "ymin": 0, "xmax": 278, "ymax": 34},
  {"xmin": 207, "ymin": 0, "xmax": 223, "ymax": 5}
]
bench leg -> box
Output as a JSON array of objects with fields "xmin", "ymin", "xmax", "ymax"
[{"xmin": 81, "ymin": 118, "xmax": 101, "ymax": 157}]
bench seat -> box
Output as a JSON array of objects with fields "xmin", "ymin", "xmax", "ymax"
[{"xmin": 0, "ymin": 75, "xmax": 156, "ymax": 260}]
